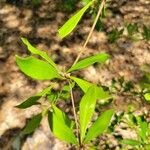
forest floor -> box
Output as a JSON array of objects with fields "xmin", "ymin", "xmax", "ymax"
[{"xmin": 0, "ymin": 0, "xmax": 150, "ymax": 149}]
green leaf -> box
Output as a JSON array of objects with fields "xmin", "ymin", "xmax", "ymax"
[
  {"xmin": 145, "ymin": 144, "xmax": 150, "ymax": 150},
  {"xmin": 139, "ymin": 121, "xmax": 148, "ymax": 141},
  {"xmin": 16, "ymin": 55, "xmax": 60, "ymax": 80},
  {"xmin": 16, "ymin": 96, "xmax": 41, "ymax": 109},
  {"xmin": 68, "ymin": 53, "xmax": 110, "ymax": 72},
  {"xmin": 71, "ymin": 76, "xmax": 92, "ymax": 93},
  {"xmin": 16, "ymin": 86, "xmax": 52, "ymax": 109},
  {"xmin": 84, "ymin": 109, "xmax": 114, "ymax": 143},
  {"xmin": 47, "ymin": 91, "xmax": 59, "ymax": 103},
  {"xmin": 143, "ymin": 25, "xmax": 150, "ymax": 40},
  {"xmin": 71, "ymin": 76, "xmax": 111, "ymax": 100},
  {"xmin": 58, "ymin": 1, "xmax": 92, "ymax": 38},
  {"xmin": 127, "ymin": 23, "xmax": 138, "ymax": 36},
  {"xmin": 22, "ymin": 113, "xmax": 42, "ymax": 134},
  {"xmin": 21, "ymin": 38, "xmax": 58, "ymax": 69},
  {"xmin": 82, "ymin": 0, "xmax": 92, "ymax": 5},
  {"xmin": 95, "ymin": 86, "xmax": 112, "ymax": 100},
  {"xmin": 121, "ymin": 139, "xmax": 141, "ymax": 146},
  {"xmin": 144, "ymin": 93, "xmax": 150, "ymax": 101},
  {"xmin": 79, "ymin": 85, "xmax": 98, "ymax": 142},
  {"xmin": 108, "ymin": 28, "xmax": 124, "ymax": 43},
  {"xmin": 48, "ymin": 110, "xmax": 77, "ymax": 144},
  {"xmin": 52, "ymin": 105, "xmax": 74, "ymax": 128}
]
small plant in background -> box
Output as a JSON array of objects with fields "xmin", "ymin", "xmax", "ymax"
[
  {"xmin": 110, "ymin": 108, "xmax": 150, "ymax": 150},
  {"xmin": 139, "ymin": 64, "xmax": 150, "ymax": 103},
  {"xmin": 143, "ymin": 25, "xmax": 150, "ymax": 41},
  {"xmin": 107, "ymin": 23, "xmax": 150, "ymax": 43},
  {"xmin": 108, "ymin": 28, "xmax": 124, "ymax": 43},
  {"xmin": 15, "ymin": 0, "xmax": 114, "ymax": 149}
]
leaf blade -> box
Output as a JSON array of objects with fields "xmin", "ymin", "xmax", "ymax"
[
  {"xmin": 52, "ymin": 105, "xmax": 74, "ymax": 128},
  {"xmin": 22, "ymin": 113, "xmax": 42, "ymax": 134},
  {"xmin": 84, "ymin": 109, "xmax": 114, "ymax": 143},
  {"xmin": 48, "ymin": 110, "xmax": 77, "ymax": 144},
  {"xmin": 68, "ymin": 53, "xmax": 110, "ymax": 72},
  {"xmin": 16, "ymin": 86, "xmax": 52, "ymax": 109},
  {"xmin": 79, "ymin": 85, "xmax": 98, "ymax": 142},
  {"xmin": 58, "ymin": 1, "xmax": 92, "ymax": 38},
  {"xmin": 21, "ymin": 38, "xmax": 58, "ymax": 69},
  {"xmin": 121, "ymin": 139, "xmax": 141, "ymax": 146},
  {"xmin": 71, "ymin": 76, "xmax": 92, "ymax": 93},
  {"xmin": 71, "ymin": 76, "xmax": 111, "ymax": 100},
  {"xmin": 16, "ymin": 55, "xmax": 60, "ymax": 80}
]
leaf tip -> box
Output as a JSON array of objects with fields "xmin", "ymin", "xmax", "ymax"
[{"xmin": 21, "ymin": 37, "xmax": 28, "ymax": 44}]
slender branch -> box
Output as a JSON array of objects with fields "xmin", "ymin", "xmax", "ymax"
[
  {"xmin": 69, "ymin": 81, "xmax": 80, "ymax": 144},
  {"xmin": 72, "ymin": 0, "xmax": 106, "ymax": 66}
]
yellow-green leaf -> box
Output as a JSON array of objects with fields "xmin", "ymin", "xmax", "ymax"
[
  {"xmin": 58, "ymin": 1, "xmax": 92, "ymax": 38},
  {"xmin": 144, "ymin": 93, "xmax": 150, "ymax": 101},
  {"xmin": 84, "ymin": 109, "xmax": 114, "ymax": 143},
  {"xmin": 70, "ymin": 76, "xmax": 92, "ymax": 92},
  {"xmin": 21, "ymin": 38, "xmax": 58, "ymax": 69},
  {"xmin": 68, "ymin": 53, "xmax": 110, "ymax": 72},
  {"xmin": 121, "ymin": 139, "xmax": 141, "ymax": 146},
  {"xmin": 16, "ymin": 55, "xmax": 61, "ymax": 80},
  {"xmin": 79, "ymin": 85, "xmax": 98, "ymax": 142},
  {"xmin": 48, "ymin": 110, "xmax": 77, "ymax": 144},
  {"xmin": 52, "ymin": 105, "xmax": 74, "ymax": 129},
  {"xmin": 71, "ymin": 76, "xmax": 111, "ymax": 100}
]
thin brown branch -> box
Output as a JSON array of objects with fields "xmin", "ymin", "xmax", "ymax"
[
  {"xmin": 72, "ymin": 0, "xmax": 106, "ymax": 66},
  {"xmin": 69, "ymin": 81, "xmax": 81, "ymax": 145}
]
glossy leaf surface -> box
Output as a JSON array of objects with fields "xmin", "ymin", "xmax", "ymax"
[
  {"xmin": 16, "ymin": 55, "xmax": 60, "ymax": 80},
  {"xmin": 21, "ymin": 38, "xmax": 58, "ymax": 69},
  {"xmin": 48, "ymin": 110, "xmax": 77, "ymax": 144},
  {"xmin": 58, "ymin": 1, "xmax": 92, "ymax": 38},
  {"xmin": 68, "ymin": 53, "xmax": 110, "ymax": 72},
  {"xmin": 71, "ymin": 76, "xmax": 111, "ymax": 100},
  {"xmin": 84, "ymin": 109, "xmax": 114, "ymax": 143},
  {"xmin": 79, "ymin": 85, "xmax": 98, "ymax": 142}
]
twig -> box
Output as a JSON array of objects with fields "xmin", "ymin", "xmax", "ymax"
[
  {"xmin": 69, "ymin": 81, "xmax": 80, "ymax": 144},
  {"xmin": 72, "ymin": 0, "xmax": 106, "ymax": 66}
]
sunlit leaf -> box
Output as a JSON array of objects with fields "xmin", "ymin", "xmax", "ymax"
[
  {"xmin": 58, "ymin": 1, "xmax": 92, "ymax": 38},
  {"xmin": 71, "ymin": 76, "xmax": 111, "ymax": 100},
  {"xmin": 71, "ymin": 76, "xmax": 92, "ymax": 92},
  {"xmin": 21, "ymin": 38, "xmax": 58, "ymax": 69},
  {"xmin": 121, "ymin": 139, "xmax": 141, "ymax": 146},
  {"xmin": 22, "ymin": 113, "xmax": 42, "ymax": 134},
  {"xmin": 82, "ymin": 0, "xmax": 92, "ymax": 5},
  {"xmin": 139, "ymin": 121, "xmax": 148, "ymax": 141},
  {"xmin": 144, "ymin": 93, "xmax": 150, "ymax": 101},
  {"xmin": 68, "ymin": 53, "xmax": 110, "ymax": 72},
  {"xmin": 16, "ymin": 55, "xmax": 61, "ymax": 80},
  {"xmin": 52, "ymin": 105, "xmax": 74, "ymax": 128},
  {"xmin": 47, "ymin": 91, "xmax": 59, "ymax": 103},
  {"xmin": 48, "ymin": 110, "xmax": 77, "ymax": 144},
  {"xmin": 95, "ymin": 86, "xmax": 112, "ymax": 100},
  {"xmin": 16, "ymin": 86, "xmax": 52, "ymax": 109},
  {"xmin": 84, "ymin": 109, "xmax": 114, "ymax": 143},
  {"xmin": 79, "ymin": 85, "xmax": 98, "ymax": 142}
]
